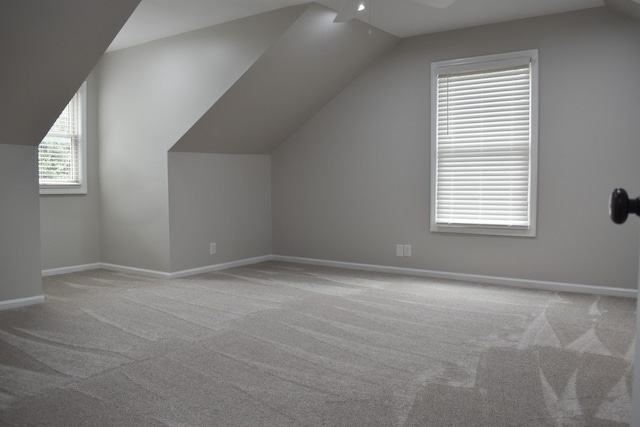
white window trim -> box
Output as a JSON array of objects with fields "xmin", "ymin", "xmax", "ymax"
[
  {"xmin": 430, "ymin": 50, "xmax": 538, "ymax": 237},
  {"xmin": 40, "ymin": 82, "xmax": 87, "ymax": 195}
]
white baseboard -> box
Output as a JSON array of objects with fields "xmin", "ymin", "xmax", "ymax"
[
  {"xmin": 170, "ymin": 255, "xmax": 274, "ymax": 279},
  {"xmin": 272, "ymin": 255, "xmax": 638, "ymax": 299},
  {"xmin": 0, "ymin": 295, "xmax": 45, "ymax": 311},
  {"xmin": 42, "ymin": 263, "xmax": 102, "ymax": 277},
  {"xmin": 50, "ymin": 256, "xmax": 276, "ymax": 280},
  {"xmin": 99, "ymin": 263, "xmax": 173, "ymax": 279},
  {"xmin": 39, "ymin": 255, "xmax": 637, "ymax": 298}
]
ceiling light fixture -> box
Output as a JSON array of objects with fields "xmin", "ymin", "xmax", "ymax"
[{"xmin": 334, "ymin": 0, "xmax": 455, "ymax": 24}]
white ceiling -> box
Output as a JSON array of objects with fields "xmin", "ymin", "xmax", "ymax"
[{"xmin": 108, "ymin": 0, "xmax": 605, "ymax": 52}]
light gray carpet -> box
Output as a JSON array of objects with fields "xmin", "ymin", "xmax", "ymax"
[{"xmin": 0, "ymin": 261, "xmax": 636, "ymax": 426}]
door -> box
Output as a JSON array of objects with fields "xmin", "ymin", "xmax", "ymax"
[
  {"xmin": 610, "ymin": 188, "xmax": 640, "ymax": 426},
  {"xmin": 634, "ymin": 288, "xmax": 640, "ymax": 426}
]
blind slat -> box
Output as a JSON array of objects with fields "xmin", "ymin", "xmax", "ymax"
[
  {"xmin": 434, "ymin": 61, "xmax": 532, "ymax": 228},
  {"xmin": 38, "ymin": 91, "xmax": 81, "ymax": 185}
]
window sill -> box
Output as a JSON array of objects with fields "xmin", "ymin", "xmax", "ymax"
[
  {"xmin": 430, "ymin": 223, "xmax": 536, "ymax": 238},
  {"xmin": 40, "ymin": 185, "xmax": 87, "ymax": 196}
]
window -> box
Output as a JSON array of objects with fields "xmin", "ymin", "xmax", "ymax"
[
  {"xmin": 39, "ymin": 82, "xmax": 87, "ymax": 195},
  {"xmin": 430, "ymin": 50, "xmax": 538, "ymax": 237}
]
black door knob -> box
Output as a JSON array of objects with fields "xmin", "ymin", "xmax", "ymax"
[{"xmin": 610, "ymin": 188, "xmax": 640, "ymax": 224}]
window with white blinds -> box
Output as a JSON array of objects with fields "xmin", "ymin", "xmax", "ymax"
[
  {"xmin": 430, "ymin": 50, "xmax": 538, "ymax": 236},
  {"xmin": 39, "ymin": 82, "xmax": 87, "ymax": 194}
]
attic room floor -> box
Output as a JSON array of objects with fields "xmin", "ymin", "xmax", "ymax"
[{"xmin": 0, "ymin": 261, "xmax": 636, "ymax": 426}]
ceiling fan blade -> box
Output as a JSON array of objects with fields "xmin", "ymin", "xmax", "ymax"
[
  {"xmin": 410, "ymin": 0, "xmax": 456, "ymax": 8},
  {"xmin": 334, "ymin": 0, "xmax": 362, "ymax": 23}
]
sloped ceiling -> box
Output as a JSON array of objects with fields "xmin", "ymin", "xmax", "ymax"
[
  {"xmin": 110, "ymin": 0, "xmax": 606, "ymax": 51},
  {"xmin": 0, "ymin": 0, "xmax": 140, "ymax": 147},
  {"xmin": 605, "ymin": 0, "xmax": 640, "ymax": 19},
  {"xmin": 170, "ymin": 3, "xmax": 399, "ymax": 154}
]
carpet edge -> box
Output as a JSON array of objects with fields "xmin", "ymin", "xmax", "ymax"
[
  {"xmin": 0, "ymin": 295, "xmax": 45, "ymax": 311},
  {"xmin": 273, "ymin": 255, "xmax": 637, "ymax": 298},
  {"xmin": 38, "ymin": 255, "xmax": 637, "ymax": 298}
]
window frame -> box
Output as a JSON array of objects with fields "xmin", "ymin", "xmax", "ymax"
[
  {"xmin": 429, "ymin": 50, "xmax": 538, "ymax": 237},
  {"xmin": 39, "ymin": 82, "xmax": 87, "ymax": 195}
]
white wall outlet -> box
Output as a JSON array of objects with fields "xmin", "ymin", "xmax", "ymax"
[
  {"xmin": 396, "ymin": 244, "xmax": 404, "ymax": 257},
  {"xmin": 403, "ymin": 244, "xmax": 412, "ymax": 257},
  {"xmin": 210, "ymin": 242, "xmax": 216, "ymax": 255}
]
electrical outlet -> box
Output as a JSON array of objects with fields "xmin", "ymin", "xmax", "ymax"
[
  {"xmin": 396, "ymin": 244, "xmax": 404, "ymax": 257},
  {"xmin": 404, "ymin": 244, "xmax": 412, "ymax": 257},
  {"xmin": 210, "ymin": 242, "xmax": 216, "ymax": 255}
]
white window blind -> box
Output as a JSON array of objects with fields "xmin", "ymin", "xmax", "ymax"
[
  {"xmin": 39, "ymin": 82, "xmax": 87, "ymax": 194},
  {"xmin": 430, "ymin": 51, "xmax": 538, "ymax": 236}
]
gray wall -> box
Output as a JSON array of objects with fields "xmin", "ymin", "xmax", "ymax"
[
  {"xmin": 0, "ymin": 144, "xmax": 42, "ymax": 301},
  {"xmin": 273, "ymin": 7, "xmax": 640, "ymax": 289},
  {"xmin": 97, "ymin": 8, "xmax": 303, "ymax": 273},
  {"xmin": 40, "ymin": 73, "xmax": 102, "ymax": 271},
  {"xmin": 168, "ymin": 153, "xmax": 271, "ymax": 272},
  {"xmin": 0, "ymin": 0, "xmax": 138, "ymax": 305}
]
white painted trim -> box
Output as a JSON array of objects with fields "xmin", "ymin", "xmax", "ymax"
[
  {"xmin": 169, "ymin": 255, "xmax": 274, "ymax": 279},
  {"xmin": 273, "ymin": 255, "xmax": 638, "ymax": 298},
  {"xmin": 430, "ymin": 50, "xmax": 539, "ymax": 238},
  {"xmin": 99, "ymin": 263, "xmax": 172, "ymax": 279},
  {"xmin": 39, "ymin": 82, "xmax": 88, "ymax": 195},
  {"xmin": 77, "ymin": 256, "xmax": 275, "ymax": 280},
  {"xmin": 39, "ymin": 255, "xmax": 637, "ymax": 298},
  {"xmin": 42, "ymin": 263, "xmax": 101, "ymax": 277},
  {"xmin": 0, "ymin": 295, "xmax": 46, "ymax": 311}
]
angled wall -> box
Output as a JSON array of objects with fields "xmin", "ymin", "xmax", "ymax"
[
  {"xmin": 0, "ymin": 0, "xmax": 140, "ymax": 148},
  {"xmin": 166, "ymin": 3, "xmax": 398, "ymax": 274},
  {"xmin": 97, "ymin": 7, "xmax": 306, "ymax": 274},
  {"xmin": 606, "ymin": 0, "xmax": 640, "ymax": 20},
  {"xmin": 171, "ymin": 3, "xmax": 399, "ymax": 154},
  {"xmin": 0, "ymin": 0, "xmax": 139, "ymax": 307},
  {"xmin": 273, "ymin": 7, "xmax": 640, "ymax": 290}
]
